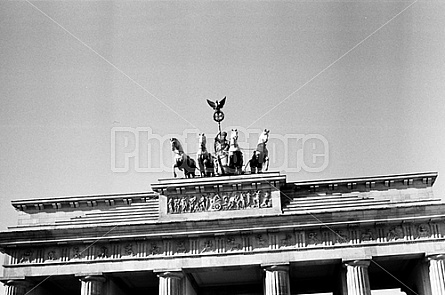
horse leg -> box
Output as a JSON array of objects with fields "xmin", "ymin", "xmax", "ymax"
[
  {"xmin": 201, "ymin": 157, "xmax": 206, "ymax": 177},
  {"xmin": 173, "ymin": 163, "xmax": 178, "ymax": 178},
  {"xmin": 265, "ymin": 157, "xmax": 269, "ymax": 171},
  {"xmin": 236, "ymin": 151, "xmax": 243, "ymax": 175},
  {"xmin": 203, "ymin": 158, "xmax": 208, "ymax": 177},
  {"xmin": 189, "ymin": 158, "xmax": 196, "ymax": 178}
]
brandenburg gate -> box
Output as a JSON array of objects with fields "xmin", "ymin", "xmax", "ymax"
[{"xmin": 1, "ymin": 171, "xmax": 445, "ymax": 295}]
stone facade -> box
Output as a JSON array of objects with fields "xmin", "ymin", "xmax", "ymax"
[{"xmin": 0, "ymin": 172, "xmax": 444, "ymax": 295}]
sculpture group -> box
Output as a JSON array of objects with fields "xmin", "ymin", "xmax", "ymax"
[
  {"xmin": 171, "ymin": 129, "xmax": 269, "ymax": 178},
  {"xmin": 170, "ymin": 97, "xmax": 270, "ymax": 178}
]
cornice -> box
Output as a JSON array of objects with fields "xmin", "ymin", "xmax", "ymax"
[
  {"xmin": 288, "ymin": 171, "xmax": 437, "ymax": 194},
  {"xmin": 11, "ymin": 192, "xmax": 158, "ymax": 212},
  {"xmin": 151, "ymin": 172, "xmax": 286, "ymax": 195}
]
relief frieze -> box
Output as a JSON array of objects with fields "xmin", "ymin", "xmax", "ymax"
[
  {"xmin": 124, "ymin": 244, "xmax": 135, "ymax": 257},
  {"xmin": 47, "ymin": 250, "xmax": 56, "ymax": 261},
  {"xmin": 176, "ymin": 240, "xmax": 187, "ymax": 254},
  {"xmin": 201, "ymin": 239, "xmax": 214, "ymax": 253},
  {"xmin": 150, "ymin": 242, "xmax": 162, "ymax": 255},
  {"xmin": 167, "ymin": 190, "xmax": 272, "ymax": 214},
  {"xmin": 417, "ymin": 223, "xmax": 430, "ymax": 238},
  {"xmin": 97, "ymin": 246, "xmax": 108, "ymax": 259},
  {"xmin": 255, "ymin": 234, "xmax": 267, "ymax": 248},
  {"xmin": 387, "ymin": 226, "xmax": 404, "ymax": 241},
  {"xmin": 19, "ymin": 250, "xmax": 33, "ymax": 263},
  {"xmin": 361, "ymin": 229, "xmax": 374, "ymax": 242},
  {"xmin": 334, "ymin": 230, "xmax": 349, "ymax": 244},
  {"xmin": 8, "ymin": 221, "xmax": 444, "ymax": 265},
  {"xmin": 280, "ymin": 234, "xmax": 293, "ymax": 248},
  {"xmin": 227, "ymin": 236, "xmax": 242, "ymax": 251}
]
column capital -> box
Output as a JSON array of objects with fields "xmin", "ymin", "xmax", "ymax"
[
  {"xmin": 344, "ymin": 260, "xmax": 371, "ymax": 268},
  {"xmin": 262, "ymin": 264, "xmax": 290, "ymax": 272},
  {"xmin": 427, "ymin": 254, "xmax": 445, "ymax": 261},
  {"xmin": 80, "ymin": 275, "xmax": 106, "ymax": 283},
  {"xmin": 157, "ymin": 271, "xmax": 184, "ymax": 279},
  {"xmin": 5, "ymin": 279, "xmax": 32, "ymax": 288}
]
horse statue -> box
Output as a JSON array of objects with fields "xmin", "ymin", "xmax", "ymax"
[
  {"xmin": 196, "ymin": 133, "xmax": 215, "ymax": 177},
  {"xmin": 170, "ymin": 138, "xmax": 197, "ymax": 178},
  {"xmin": 248, "ymin": 129, "xmax": 270, "ymax": 174},
  {"xmin": 228, "ymin": 129, "xmax": 243, "ymax": 175}
]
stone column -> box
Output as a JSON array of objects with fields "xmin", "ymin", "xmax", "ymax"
[
  {"xmin": 344, "ymin": 260, "xmax": 371, "ymax": 295},
  {"xmin": 263, "ymin": 265, "xmax": 291, "ymax": 295},
  {"xmin": 158, "ymin": 271, "xmax": 183, "ymax": 295},
  {"xmin": 4, "ymin": 280, "xmax": 32, "ymax": 295},
  {"xmin": 80, "ymin": 275, "xmax": 106, "ymax": 295},
  {"xmin": 428, "ymin": 254, "xmax": 445, "ymax": 295}
]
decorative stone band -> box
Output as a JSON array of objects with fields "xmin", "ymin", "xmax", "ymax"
[{"xmin": 5, "ymin": 221, "xmax": 444, "ymax": 266}]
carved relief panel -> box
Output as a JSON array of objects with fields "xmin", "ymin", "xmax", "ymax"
[{"xmin": 167, "ymin": 190, "xmax": 272, "ymax": 214}]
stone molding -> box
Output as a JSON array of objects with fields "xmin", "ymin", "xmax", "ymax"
[{"xmin": 4, "ymin": 220, "xmax": 444, "ymax": 266}]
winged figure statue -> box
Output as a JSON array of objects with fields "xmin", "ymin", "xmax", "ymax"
[{"xmin": 206, "ymin": 96, "xmax": 227, "ymax": 112}]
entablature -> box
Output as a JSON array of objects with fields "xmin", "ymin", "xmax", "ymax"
[
  {"xmin": 2, "ymin": 204, "xmax": 445, "ymax": 249},
  {"xmin": 1, "ymin": 211, "xmax": 445, "ymax": 273}
]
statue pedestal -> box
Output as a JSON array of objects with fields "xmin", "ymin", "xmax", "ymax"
[{"xmin": 151, "ymin": 172, "xmax": 286, "ymax": 222}]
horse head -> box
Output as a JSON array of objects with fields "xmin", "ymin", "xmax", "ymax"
[
  {"xmin": 198, "ymin": 133, "xmax": 207, "ymax": 149},
  {"xmin": 230, "ymin": 129, "xmax": 238, "ymax": 142},
  {"xmin": 258, "ymin": 129, "xmax": 270, "ymax": 145},
  {"xmin": 170, "ymin": 138, "xmax": 184, "ymax": 153}
]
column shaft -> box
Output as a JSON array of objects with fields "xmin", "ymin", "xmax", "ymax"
[
  {"xmin": 158, "ymin": 271, "xmax": 183, "ymax": 295},
  {"xmin": 344, "ymin": 260, "xmax": 371, "ymax": 295},
  {"xmin": 428, "ymin": 255, "xmax": 445, "ymax": 295},
  {"xmin": 80, "ymin": 276, "xmax": 106, "ymax": 295},
  {"xmin": 264, "ymin": 265, "xmax": 291, "ymax": 295}
]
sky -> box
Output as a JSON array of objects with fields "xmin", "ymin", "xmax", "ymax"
[{"xmin": 1, "ymin": 1, "xmax": 444, "ymax": 294}]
